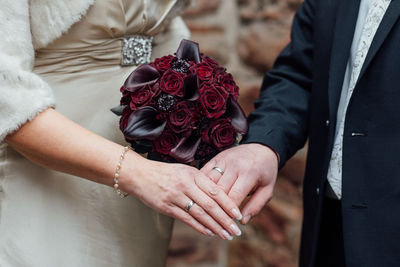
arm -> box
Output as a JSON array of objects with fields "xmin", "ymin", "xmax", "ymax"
[
  {"xmin": 202, "ymin": 0, "xmax": 316, "ymax": 223},
  {"xmin": 6, "ymin": 109, "xmax": 244, "ymax": 240}
]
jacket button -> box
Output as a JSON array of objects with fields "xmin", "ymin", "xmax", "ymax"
[
  {"xmin": 325, "ymin": 120, "xmax": 330, "ymax": 127},
  {"xmin": 316, "ymin": 187, "xmax": 320, "ymax": 195}
]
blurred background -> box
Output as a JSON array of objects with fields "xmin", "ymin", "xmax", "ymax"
[{"xmin": 166, "ymin": 0, "xmax": 307, "ymax": 266}]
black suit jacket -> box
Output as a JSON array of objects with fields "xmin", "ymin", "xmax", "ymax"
[{"xmin": 243, "ymin": 0, "xmax": 400, "ymax": 266}]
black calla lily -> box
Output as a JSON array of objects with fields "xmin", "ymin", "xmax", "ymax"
[
  {"xmin": 123, "ymin": 107, "xmax": 167, "ymax": 141},
  {"xmin": 183, "ymin": 74, "xmax": 200, "ymax": 101},
  {"xmin": 124, "ymin": 64, "xmax": 160, "ymax": 93},
  {"xmin": 170, "ymin": 135, "xmax": 202, "ymax": 163},
  {"xmin": 226, "ymin": 98, "xmax": 248, "ymax": 134},
  {"xmin": 176, "ymin": 39, "xmax": 201, "ymax": 64}
]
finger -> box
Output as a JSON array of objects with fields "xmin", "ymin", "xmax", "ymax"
[
  {"xmin": 216, "ymin": 168, "xmax": 237, "ymax": 193},
  {"xmin": 169, "ymin": 205, "xmax": 215, "ymax": 237},
  {"xmin": 195, "ymin": 174, "xmax": 243, "ymax": 220},
  {"xmin": 201, "ymin": 158, "xmax": 224, "ymax": 183},
  {"xmin": 200, "ymin": 157, "xmax": 217, "ymax": 175},
  {"xmin": 240, "ymin": 186, "xmax": 273, "ymax": 225},
  {"xmin": 207, "ymin": 166, "xmax": 225, "ymax": 183},
  {"xmin": 227, "ymin": 174, "xmax": 259, "ymax": 207},
  {"xmin": 173, "ymin": 195, "xmax": 230, "ymax": 240},
  {"xmin": 186, "ymin": 184, "xmax": 242, "ymax": 237},
  {"xmin": 186, "ymin": 202, "xmax": 233, "ymax": 241}
]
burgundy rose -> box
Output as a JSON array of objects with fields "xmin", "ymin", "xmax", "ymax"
[
  {"xmin": 191, "ymin": 62, "xmax": 214, "ymax": 82},
  {"xmin": 151, "ymin": 83, "xmax": 162, "ymax": 98},
  {"xmin": 195, "ymin": 143, "xmax": 218, "ymax": 161},
  {"xmin": 213, "ymin": 68, "xmax": 226, "ymax": 82},
  {"xmin": 200, "ymin": 84, "xmax": 229, "ymax": 118},
  {"xmin": 153, "ymin": 130, "xmax": 179, "ymax": 155},
  {"xmin": 221, "ymin": 74, "xmax": 239, "ymax": 100},
  {"xmin": 152, "ymin": 55, "xmax": 174, "ymax": 72},
  {"xmin": 202, "ymin": 56, "xmax": 219, "ymax": 68},
  {"xmin": 204, "ymin": 119, "xmax": 236, "ymax": 150},
  {"xmin": 129, "ymin": 85, "xmax": 154, "ymax": 109},
  {"xmin": 119, "ymin": 106, "xmax": 132, "ymax": 132},
  {"xmin": 169, "ymin": 102, "xmax": 193, "ymax": 133},
  {"xmin": 120, "ymin": 86, "xmax": 130, "ymax": 105},
  {"xmin": 160, "ymin": 69, "xmax": 185, "ymax": 97}
]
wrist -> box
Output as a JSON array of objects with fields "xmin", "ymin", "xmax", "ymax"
[
  {"xmin": 116, "ymin": 149, "xmax": 150, "ymax": 195},
  {"xmin": 245, "ymin": 143, "xmax": 280, "ymax": 167}
]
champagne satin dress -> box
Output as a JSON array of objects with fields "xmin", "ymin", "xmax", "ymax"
[{"xmin": 0, "ymin": 0, "xmax": 189, "ymax": 266}]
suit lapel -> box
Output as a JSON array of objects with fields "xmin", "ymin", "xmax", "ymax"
[
  {"xmin": 328, "ymin": 0, "xmax": 361, "ymax": 124},
  {"xmin": 357, "ymin": 0, "xmax": 400, "ymax": 84}
]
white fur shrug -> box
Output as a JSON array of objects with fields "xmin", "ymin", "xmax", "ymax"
[
  {"xmin": 0, "ymin": 0, "xmax": 99, "ymax": 141},
  {"xmin": 0, "ymin": 0, "xmax": 188, "ymax": 142}
]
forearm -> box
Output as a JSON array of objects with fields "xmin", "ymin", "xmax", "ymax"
[
  {"xmin": 5, "ymin": 108, "xmax": 141, "ymax": 187},
  {"xmin": 243, "ymin": 0, "xmax": 315, "ymax": 168}
]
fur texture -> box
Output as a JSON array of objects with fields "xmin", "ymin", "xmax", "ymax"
[
  {"xmin": 0, "ymin": 0, "xmax": 94, "ymax": 141},
  {"xmin": 0, "ymin": 1, "xmax": 53, "ymax": 141},
  {"xmin": 30, "ymin": 0, "xmax": 95, "ymax": 49}
]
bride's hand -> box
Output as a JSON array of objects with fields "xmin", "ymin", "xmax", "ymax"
[{"xmin": 119, "ymin": 152, "xmax": 243, "ymax": 240}]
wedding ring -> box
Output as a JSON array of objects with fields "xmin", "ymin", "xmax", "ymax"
[
  {"xmin": 212, "ymin": 166, "xmax": 224, "ymax": 175},
  {"xmin": 185, "ymin": 200, "xmax": 195, "ymax": 212}
]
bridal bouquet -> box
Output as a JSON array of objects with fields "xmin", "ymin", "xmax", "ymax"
[{"xmin": 113, "ymin": 39, "xmax": 248, "ymax": 164}]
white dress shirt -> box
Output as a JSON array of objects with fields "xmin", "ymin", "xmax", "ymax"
[{"xmin": 327, "ymin": 0, "xmax": 392, "ymax": 199}]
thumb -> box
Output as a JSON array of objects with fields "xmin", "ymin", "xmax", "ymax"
[{"xmin": 240, "ymin": 186, "xmax": 274, "ymax": 225}]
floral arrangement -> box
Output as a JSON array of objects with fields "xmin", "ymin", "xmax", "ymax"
[{"xmin": 112, "ymin": 39, "xmax": 248, "ymax": 164}]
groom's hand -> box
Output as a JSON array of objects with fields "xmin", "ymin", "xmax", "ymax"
[{"xmin": 201, "ymin": 144, "xmax": 279, "ymax": 224}]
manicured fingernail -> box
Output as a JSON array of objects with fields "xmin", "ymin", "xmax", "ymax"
[
  {"xmin": 242, "ymin": 215, "xmax": 252, "ymax": 224},
  {"xmin": 230, "ymin": 224, "xmax": 242, "ymax": 236},
  {"xmin": 205, "ymin": 228, "xmax": 215, "ymax": 236},
  {"xmin": 232, "ymin": 208, "xmax": 243, "ymax": 220},
  {"xmin": 221, "ymin": 230, "xmax": 233, "ymax": 240}
]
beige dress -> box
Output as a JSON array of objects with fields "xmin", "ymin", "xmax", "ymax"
[{"xmin": 0, "ymin": 0, "xmax": 189, "ymax": 266}]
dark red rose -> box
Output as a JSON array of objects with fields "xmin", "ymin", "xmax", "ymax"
[
  {"xmin": 191, "ymin": 62, "xmax": 214, "ymax": 82},
  {"xmin": 151, "ymin": 83, "xmax": 162, "ymax": 98},
  {"xmin": 130, "ymin": 85, "xmax": 154, "ymax": 109},
  {"xmin": 221, "ymin": 74, "xmax": 239, "ymax": 100},
  {"xmin": 119, "ymin": 106, "xmax": 132, "ymax": 132},
  {"xmin": 169, "ymin": 102, "xmax": 193, "ymax": 133},
  {"xmin": 202, "ymin": 56, "xmax": 219, "ymax": 67},
  {"xmin": 160, "ymin": 69, "xmax": 185, "ymax": 97},
  {"xmin": 120, "ymin": 86, "xmax": 131, "ymax": 105},
  {"xmin": 153, "ymin": 130, "xmax": 179, "ymax": 155},
  {"xmin": 204, "ymin": 119, "xmax": 236, "ymax": 150},
  {"xmin": 213, "ymin": 68, "xmax": 226, "ymax": 83},
  {"xmin": 200, "ymin": 84, "xmax": 229, "ymax": 118},
  {"xmin": 195, "ymin": 143, "xmax": 218, "ymax": 162},
  {"xmin": 152, "ymin": 55, "xmax": 174, "ymax": 72}
]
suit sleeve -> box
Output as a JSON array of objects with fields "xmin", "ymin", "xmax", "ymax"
[
  {"xmin": 242, "ymin": 0, "xmax": 316, "ymax": 169},
  {"xmin": 0, "ymin": 0, "xmax": 55, "ymax": 141}
]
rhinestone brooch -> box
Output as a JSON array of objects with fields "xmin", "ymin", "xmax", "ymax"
[{"xmin": 121, "ymin": 35, "xmax": 153, "ymax": 66}]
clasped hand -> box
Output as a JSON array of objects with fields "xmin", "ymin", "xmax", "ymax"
[
  {"xmin": 120, "ymin": 143, "xmax": 278, "ymax": 240},
  {"xmin": 201, "ymin": 143, "xmax": 279, "ymax": 225}
]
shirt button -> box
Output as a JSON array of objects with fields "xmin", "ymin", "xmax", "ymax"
[
  {"xmin": 325, "ymin": 120, "xmax": 330, "ymax": 127},
  {"xmin": 351, "ymin": 132, "xmax": 366, "ymax": 137}
]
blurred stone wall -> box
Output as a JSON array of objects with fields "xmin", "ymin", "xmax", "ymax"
[{"xmin": 167, "ymin": 1, "xmax": 306, "ymax": 266}]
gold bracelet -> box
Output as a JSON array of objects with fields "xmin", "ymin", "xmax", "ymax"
[{"xmin": 113, "ymin": 145, "xmax": 132, "ymax": 198}]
